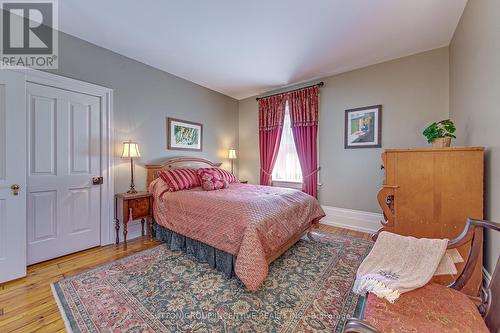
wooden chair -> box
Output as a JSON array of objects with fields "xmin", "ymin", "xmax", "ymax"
[{"xmin": 344, "ymin": 218, "xmax": 500, "ymax": 333}]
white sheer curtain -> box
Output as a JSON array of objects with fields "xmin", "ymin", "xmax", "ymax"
[{"xmin": 272, "ymin": 103, "xmax": 303, "ymax": 182}]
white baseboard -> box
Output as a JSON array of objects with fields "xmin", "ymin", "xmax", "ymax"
[
  {"xmin": 116, "ymin": 220, "xmax": 144, "ymax": 243},
  {"xmin": 321, "ymin": 206, "xmax": 382, "ymax": 234},
  {"xmin": 122, "ymin": 207, "xmax": 383, "ymax": 242}
]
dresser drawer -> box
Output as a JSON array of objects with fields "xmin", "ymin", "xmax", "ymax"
[{"xmin": 128, "ymin": 197, "xmax": 151, "ymax": 219}]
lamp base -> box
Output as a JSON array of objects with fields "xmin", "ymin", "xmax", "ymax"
[{"xmin": 127, "ymin": 158, "xmax": 137, "ymax": 194}]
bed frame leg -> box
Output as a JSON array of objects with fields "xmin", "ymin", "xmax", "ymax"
[{"xmin": 306, "ymin": 223, "xmax": 319, "ymax": 240}]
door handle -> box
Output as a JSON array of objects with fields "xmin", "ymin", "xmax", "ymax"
[
  {"xmin": 10, "ymin": 184, "xmax": 20, "ymax": 196},
  {"xmin": 92, "ymin": 176, "xmax": 104, "ymax": 185}
]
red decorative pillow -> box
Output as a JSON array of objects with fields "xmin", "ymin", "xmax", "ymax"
[
  {"xmin": 198, "ymin": 167, "xmax": 238, "ymax": 184},
  {"xmin": 197, "ymin": 169, "xmax": 229, "ymax": 191},
  {"xmin": 159, "ymin": 168, "xmax": 201, "ymax": 192}
]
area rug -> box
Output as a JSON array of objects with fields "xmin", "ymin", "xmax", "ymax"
[{"xmin": 52, "ymin": 231, "xmax": 372, "ymax": 333}]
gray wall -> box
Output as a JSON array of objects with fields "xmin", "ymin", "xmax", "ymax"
[
  {"xmin": 48, "ymin": 32, "xmax": 238, "ymax": 194},
  {"xmin": 450, "ymin": 0, "xmax": 500, "ymax": 274},
  {"xmin": 238, "ymin": 48, "xmax": 450, "ymax": 213},
  {"xmin": 237, "ymin": 97, "xmax": 260, "ymax": 184}
]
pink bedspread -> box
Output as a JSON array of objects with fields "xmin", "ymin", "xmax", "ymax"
[{"xmin": 149, "ymin": 178, "xmax": 325, "ymax": 291}]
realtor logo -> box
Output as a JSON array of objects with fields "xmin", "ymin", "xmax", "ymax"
[{"xmin": 0, "ymin": 0, "xmax": 58, "ymax": 68}]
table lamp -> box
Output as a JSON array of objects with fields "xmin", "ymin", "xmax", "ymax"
[
  {"xmin": 228, "ymin": 149, "xmax": 237, "ymax": 174},
  {"xmin": 121, "ymin": 141, "xmax": 141, "ymax": 194}
]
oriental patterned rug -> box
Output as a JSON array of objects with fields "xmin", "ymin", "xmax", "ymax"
[{"xmin": 52, "ymin": 231, "xmax": 372, "ymax": 333}]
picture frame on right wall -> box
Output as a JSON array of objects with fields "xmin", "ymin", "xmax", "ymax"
[{"xmin": 344, "ymin": 105, "xmax": 382, "ymax": 149}]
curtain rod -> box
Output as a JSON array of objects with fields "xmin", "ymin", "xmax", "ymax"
[{"xmin": 255, "ymin": 81, "xmax": 324, "ymax": 101}]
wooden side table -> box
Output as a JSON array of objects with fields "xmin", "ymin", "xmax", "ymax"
[{"xmin": 115, "ymin": 192, "xmax": 153, "ymax": 246}]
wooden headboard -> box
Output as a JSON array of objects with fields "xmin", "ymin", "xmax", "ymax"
[{"xmin": 145, "ymin": 157, "xmax": 222, "ymax": 189}]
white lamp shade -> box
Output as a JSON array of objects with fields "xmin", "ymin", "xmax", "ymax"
[
  {"xmin": 121, "ymin": 141, "xmax": 141, "ymax": 158},
  {"xmin": 228, "ymin": 149, "xmax": 237, "ymax": 159}
]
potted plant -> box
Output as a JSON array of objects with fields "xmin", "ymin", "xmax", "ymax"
[{"xmin": 422, "ymin": 119, "xmax": 456, "ymax": 148}]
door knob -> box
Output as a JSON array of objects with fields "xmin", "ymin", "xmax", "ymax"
[
  {"xmin": 10, "ymin": 184, "xmax": 20, "ymax": 196},
  {"xmin": 92, "ymin": 176, "xmax": 104, "ymax": 185}
]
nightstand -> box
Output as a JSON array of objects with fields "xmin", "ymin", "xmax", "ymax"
[
  {"xmin": 115, "ymin": 192, "xmax": 153, "ymax": 246},
  {"xmin": 240, "ymin": 180, "xmax": 248, "ymax": 184}
]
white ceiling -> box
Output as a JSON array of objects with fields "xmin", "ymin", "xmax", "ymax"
[{"xmin": 58, "ymin": 0, "xmax": 467, "ymax": 100}]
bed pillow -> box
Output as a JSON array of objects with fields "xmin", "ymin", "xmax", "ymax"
[
  {"xmin": 197, "ymin": 168, "xmax": 229, "ymax": 191},
  {"xmin": 159, "ymin": 168, "xmax": 201, "ymax": 192},
  {"xmin": 149, "ymin": 177, "xmax": 170, "ymax": 199},
  {"xmin": 198, "ymin": 167, "xmax": 238, "ymax": 184}
]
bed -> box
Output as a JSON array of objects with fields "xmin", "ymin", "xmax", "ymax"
[{"xmin": 145, "ymin": 157, "xmax": 325, "ymax": 291}]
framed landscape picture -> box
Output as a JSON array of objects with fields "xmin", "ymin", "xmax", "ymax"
[
  {"xmin": 167, "ymin": 117, "xmax": 203, "ymax": 151},
  {"xmin": 344, "ymin": 105, "xmax": 382, "ymax": 149}
]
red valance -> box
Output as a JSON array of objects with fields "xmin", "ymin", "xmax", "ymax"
[
  {"xmin": 258, "ymin": 95, "xmax": 286, "ymax": 130},
  {"xmin": 286, "ymin": 86, "xmax": 319, "ymax": 127}
]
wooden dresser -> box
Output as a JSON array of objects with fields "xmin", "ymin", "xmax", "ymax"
[{"xmin": 377, "ymin": 147, "xmax": 484, "ymax": 296}]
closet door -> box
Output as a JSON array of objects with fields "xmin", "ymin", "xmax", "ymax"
[
  {"xmin": 27, "ymin": 83, "xmax": 102, "ymax": 264},
  {"xmin": 0, "ymin": 70, "xmax": 27, "ymax": 283}
]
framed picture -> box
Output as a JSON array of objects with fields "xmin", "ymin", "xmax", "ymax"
[
  {"xmin": 344, "ymin": 105, "xmax": 382, "ymax": 149},
  {"xmin": 167, "ymin": 117, "xmax": 203, "ymax": 151}
]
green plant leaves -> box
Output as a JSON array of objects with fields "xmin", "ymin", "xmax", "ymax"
[{"xmin": 422, "ymin": 119, "xmax": 456, "ymax": 143}]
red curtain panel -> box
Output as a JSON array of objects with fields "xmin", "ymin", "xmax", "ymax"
[
  {"xmin": 258, "ymin": 95, "xmax": 286, "ymax": 185},
  {"xmin": 287, "ymin": 86, "xmax": 319, "ymax": 198}
]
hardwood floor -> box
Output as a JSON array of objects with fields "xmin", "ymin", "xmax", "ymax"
[
  {"xmin": 0, "ymin": 224, "xmax": 371, "ymax": 332},
  {"xmin": 317, "ymin": 223, "xmax": 372, "ymax": 240}
]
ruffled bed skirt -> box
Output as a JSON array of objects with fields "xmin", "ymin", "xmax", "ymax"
[{"xmin": 153, "ymin": 222, "xmax": 236, "ymax": 278}]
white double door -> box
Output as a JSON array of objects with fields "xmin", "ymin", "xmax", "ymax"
[{"xmin": 27, "ymin": 82, "xmax": 102, "ymax": 265}]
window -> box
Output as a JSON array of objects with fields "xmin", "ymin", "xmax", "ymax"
[{"xmin": 272, "ymin": 103, "xmax": 303, "ymax": 183}]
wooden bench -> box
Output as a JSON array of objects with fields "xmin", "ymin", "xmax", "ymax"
[{"xmin": 344, "ymin": 218, "xmax": 500, "ymax": 333}]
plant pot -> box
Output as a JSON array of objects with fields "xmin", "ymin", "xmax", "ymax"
[{"xmin": 432, "ymin": 137, "xmax": 452, "ymax": 148}]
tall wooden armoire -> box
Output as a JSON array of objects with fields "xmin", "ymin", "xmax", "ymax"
[{"xmin": 377, "ymin": 147, "xmax": 484, "ymax": 296}]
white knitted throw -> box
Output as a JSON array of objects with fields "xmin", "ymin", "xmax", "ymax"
[{"xmin": 353, "ymin": 231, "xmax": 448, "ymax": 303}]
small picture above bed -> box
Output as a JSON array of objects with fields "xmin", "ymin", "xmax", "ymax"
[{"xmin": 167, "ymin": 117, "xmax": 203, "ymax": 151}]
